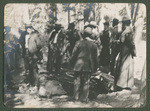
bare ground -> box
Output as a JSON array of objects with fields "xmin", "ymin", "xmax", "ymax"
[{"xmin": 4, "ymin": 41, "xmax": 146, "ymax": 108}]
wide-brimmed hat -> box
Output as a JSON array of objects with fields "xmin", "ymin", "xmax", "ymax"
[
  {"xmin": 121, "ymin": 17, "xmax": 131, "ymax": 24},
  {"xmin": 84, "ymin": 27, "xmax": 92, "ymax": 35},
  {"xmin": 112, "ymin": 18, "xmax": 119, "ymax": 25},
  {"xmin": 103, "ymin": 22, "xmax": 109, "ymax": 26}
]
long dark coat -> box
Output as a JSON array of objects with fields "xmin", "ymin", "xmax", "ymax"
[
  {"xmin": 70, "ymin": 38, "xmax": 98, "ymax": 73},
  {"xmin": 67, "ymin": 29, "xmax": 82, "ymax": 55},
  {"xmin": 99, "ymin": 30, "xmax": 110, "ymax": 66}
]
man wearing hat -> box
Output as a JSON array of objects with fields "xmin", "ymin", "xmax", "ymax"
[
  {"xmin": 115, "ymin": 17, "xmax": 136, "ymax": 91},
  {"xmin": 84, "ymin": 21, "xmax": 97, "ymax": 29},
  {"xmin": 19, "ymin": 25, "xmax": 34, "ymax": 74},
  {"xmin": 99, "ymin": 21, "xmax": 110, "ymax": 67},
  {"xmin": 70, "ymin": 27, "xmax": 98, "ymax": 102},
  {"xmin": 84, "ymin": 21, "xmax": 99, "ymax": 41},
  {"xmin": 67, "ymin": 21, "xmax": 82, "ymax": 55},
  {"xmin": 47, "ymin": 22, "xmax": 63, "ymax": 73},
  {"xmin": 109, "ymin": 18, "xmax": 121, "ymax": 76}
]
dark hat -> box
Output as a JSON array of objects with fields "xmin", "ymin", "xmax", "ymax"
[
  {"xmin": 68, "ymin": 22, "xmax": 75, "ymax": 29},
  {"xmin": 113, "ymin": 18, "xmax": 119, "ymax": 25},
  {"xmin": 121, "ymin": 17, "xmax": 131, "ymax": 24},
  {"xmin": 103, "ymin": 22, "xmax": 109, "ymax": 26},
  {"xmin": 54, "ymin": 23, "xmax": 63, "ymax": 28},
  {"xmin": 122, "ymin": 20, "xmax": 131, "ymax": 25},
  {"xmin": 25, "ymin": 26, "xmax": 33, "ymax": 30},
  {"xmin": 122, "ymin": 20, "xmax": 131, "ymax": 24}
]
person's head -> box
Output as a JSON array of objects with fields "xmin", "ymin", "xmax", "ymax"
[
  {"xmin": 122, "ymin": 21, "xmax": 131, "ymax": 31},
  {"xmin": 54, "ymin": 24, "xmax": 62, "ymax": 31},
  {"xmin": 121, "ymin": 17, "xmax": 131, "ymax": 31},
  {"xmin": 112, "ymin": 18, "xmax": 119, "ymax": 27},
  {"xmin": 68, "ymin": 22, "xmax": 75, "ymax": 30},
  {"xmin": 83, "ymin": 27, "xmax": 92, "ymax": 38},
  {"xmin": 89, "ymin": 21, "xmax": 97, "ymax": 29},
  {"xmin": 84, "ymin": 21, "xmax": 98, "ymax": 34},
  {"xmin": 26, "ymin": 26, "xmax": 34, "ymax": 34},
  {"xmin": 103, "ymin": 22, "xmax": 109, "ymax": 30}
]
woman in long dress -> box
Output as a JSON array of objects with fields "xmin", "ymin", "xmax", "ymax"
[{"xmin": 115, "ymin": 18, "xmax": 136, "ymax": 90}]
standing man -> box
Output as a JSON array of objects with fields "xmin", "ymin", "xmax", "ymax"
[
  {"xmin": 70, "ymin": 27, "xmax": 98, "ymax": 103},
  {"xmin": 109, "ymin": 18, "xmax": 121, "ymax": 76},
  {"xmin": 27, "ymin": 29, "xmax": 42, "ymax": 90},
  {"xmin": 67, "ymin": 21, "xmax": 82, "ymax": 55},
  {"xmin": 99, "ymin": 22, "xmax": 110, "ymax": 67},
  {"xmin": 47, "ymin": 23, "xmax": 63, "ymax": 73},
  {"xmin": 19, "ymin": 26, "xmax": 34, "ymax": 74},
  {"xmin": 83, "ymin": 21, "xmax": 99, "ymax": 43}
]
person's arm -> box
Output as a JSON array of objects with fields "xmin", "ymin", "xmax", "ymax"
[
  {"xmin": 125, "ymin": 32, "xmax": 136, "ymax": 58},
  {"xmin": 92, "ymin": 44, "xmax": 98, "ymax": 73},
  {"xmin": 70, "ymin": 41, "xmax": 80, "ymax": 67},
  {"xmin": 35, "ymin": 34, "xmax": 42, "ymax": 49}
]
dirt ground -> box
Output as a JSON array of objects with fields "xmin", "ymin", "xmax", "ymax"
[
  {"xmin": 4, "ymin": 41, "xmax": 146, "ymax": 108},
  {"xmin": 3, "ymin": 73, "xmax": 142, "ymax": 108}
]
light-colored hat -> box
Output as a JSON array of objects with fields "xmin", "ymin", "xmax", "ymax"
[
  {"xmin": 89, "ymin": 21, "xmax": 97, "ymax": 27},
  {"xmin": 85, "ymin": 22, "xmax": 89, "ymax": 26},
  {"xmin": 84, "ymin": 27, "xmax": 92, "ymax": 35},
  {"xmin": 84, "ymin": 22, "xmax": 89, "ymax": 29},
  {"xmin": 77, "ymin": 15, "xmax": 84, "ymax": 21},
  {"xmin": 122, "ymin": 16, "xmax": 131, "ymax": 21}
]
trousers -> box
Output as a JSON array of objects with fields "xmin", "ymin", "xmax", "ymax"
[{"xmin": 73, "ymin": 71, "xmax": 91, "ymax": 102}]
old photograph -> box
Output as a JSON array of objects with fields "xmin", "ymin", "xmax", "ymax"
[{"xmin": 4, "ymin": 3, "xmax": 146, "ymax": 108}]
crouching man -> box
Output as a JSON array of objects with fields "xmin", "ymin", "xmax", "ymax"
[{"xmin": 70, "ymin": 27, "xmax": 98, "ymax": 103}]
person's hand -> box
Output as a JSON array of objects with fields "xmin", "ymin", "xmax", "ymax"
[
  {"xmin": 132, "ymin": 53, "xmax": 136, "ymax": 58},
  {"xmin": 116, "ymin": 40, "xmax": 120, "ymax": 44},
  {"xmin": 97, "ymin": 68, "xmax": 100, "ymax": 71}
]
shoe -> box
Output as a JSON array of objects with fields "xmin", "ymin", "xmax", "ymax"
[
  {"xmin": 80, "ymin": 98, "xmax": 89, "ymax": 103},
  {"xmin": 29, "ymin": 86, "xmax": 38, "ymax": 94}
]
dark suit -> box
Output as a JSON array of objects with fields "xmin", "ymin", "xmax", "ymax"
[
  {"xmin": 70, "ymin": 38, "xmax": 98, "ymax": 102},
  {"xmin": 99, "ymin": 30, "xmax": 110, "ymax": 66},
  {"xmin": 110, "ymin": 26, "xmax": 121, "ymax": 76}
]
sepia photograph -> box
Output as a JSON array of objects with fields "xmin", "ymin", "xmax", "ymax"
[{"xmin": 4, "ymin": 3, "xmax": 146, "ymax": 108}]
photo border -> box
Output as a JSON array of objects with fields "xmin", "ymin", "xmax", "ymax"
[{"xmin": 0, "ymin": 0, "xmax": 149, "ymax": 111}]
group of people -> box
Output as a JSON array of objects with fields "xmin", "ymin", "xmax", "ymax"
[
  {"xmin": 68, "ymin": 17, "xmax": 136, "ymax": 102},
  {"xmin": 4, "ymin": 25, "xmax": 43, "ymax": 90},
  {"xmin": 4, "ymin": 16, "xmax": 136, "ymax": 103},
  {"xmin": 45, "ymin": 16, "xmax": 136, "ymax": 102}
]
